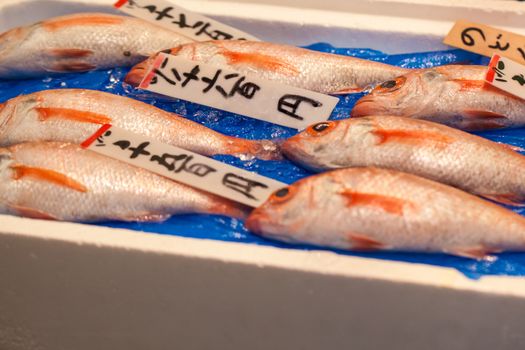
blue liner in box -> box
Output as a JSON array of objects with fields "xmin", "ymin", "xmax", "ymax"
[{"xmin": 2, "ymin": 43, "xmax": 523, "ymax": 279}]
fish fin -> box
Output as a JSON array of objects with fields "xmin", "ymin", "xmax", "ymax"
[
  {"xmin": 348, "ymin": 233, "xmax": 385, "ymax": 251},
  {"xmin": 481, "ymin": 193, "xmax": 525, "ymax": 207},
  {"xmin": 11, "ymin": 165, "xmax": 88, "ymax": 193},
  {"xmin": 371, "ymin": 128, "xmax": 453, "ymax": 148},
  {"xmin": 226, "ymin": 139, "xmax": 282, "ymax": 161},
  {"xmin": 461, "ymin": 120, "xmax": 506, "ymax": 131},
  {"xmin": 48, "ymin": 62, "xmax": 96, "ymax": 73},
  {"xmin": 43, "ymin": 14, "xmax": 124, "ymax": 31},
  {"xmin": 463, "ymin": 110, "xmax": 507, "ymax": 119},
  {"xmin": 121, "ymin": 213, "xmax": 171, "ymax": 223},
  {"xmin": 46, "ymin": 48, "xmax": 94, "ymax": 59},
  {"xmin": 340, "ymin": 190, "xmax": 413, "ymax": 216},
  {"xmin": 331, "ymin": 87, "xmax": 364, "ymax": 95},
  {"xmin": 35, "ymin": 107, "xmax": 112, "ymax": 125},
  {"xmin": 8, "ymin": 203, "xmax": 57, "ymax": 220},
  {"xmin": 452, "ymin": 79, "xmax": 487, "ymax": 91},
  {"xmin": 445, "ymin": 246, "xmax": 501, "ymax": 260},
  {"xmin": 499, "ymin": 143, "xmax": 525, "ymax": 152},
  {"xmin": 220, "ymin": 50, "xmax": 299, "ymax": 76}
]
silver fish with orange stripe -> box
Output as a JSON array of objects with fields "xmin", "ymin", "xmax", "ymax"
[
  {"xmin": 352, "ymin": 65, "xmax": 525, "ymax": 130},
  {"xmin": 246, "ymin": 167, "xmax": 525, "ymax": 259},
  {"xmin": 124, "ymin": 40, "xmax": 410, "ymax": 94},
  {"xmin": 283, "ymin": 116, "xmax": 525, "ymax": 206},
  {"xmin": 0, "ymin": 12, "xmax": 193, "ymax": 79},
  {"xmin": 0, "ymin": 89, "xmax": 279, "ymax": 160},
  {"xmin": 0, "ymin": 142, "xmax": 247, "ymax": 222}
]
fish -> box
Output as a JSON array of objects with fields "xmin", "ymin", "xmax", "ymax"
[
  {"xmin": 351, "ymin": 65, "xmax": 525, "ymax": 130},
  {"xmin": 0, "ymin": 12, "xmax": 193, "ymax": 79},
  {"xmin": 0, "ymin": 142, "xmax": 248, "ymax": 222},
  {"xmin": 124, "ymin": 40, "xmax": 410, "ymax": 94},
  {"xmin": 282, "ymin": 115, "xmax": 525, "ymax": 206},
  {"xmin": 0, "ymin": 89, "xmax": 279, "ymax": 160},
  {"xmin": 245, "ymin": 167, "xmax": 525, "ymax": 259}
]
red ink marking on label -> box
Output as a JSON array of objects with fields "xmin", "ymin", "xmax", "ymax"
[
  {"xmin": 139, "ymin": 54, "xmax": 166, "ymax": 89},
  {"xmin": 113, "ymin": 0, "xmax": 129, "ymax": 8},
  {"xmin": 486, "ymin": 54, "xmax": 500, "ymax": 83},
  {"xmin": 81, "ymin": 124, "xmax": 112, "ymax": 149}
]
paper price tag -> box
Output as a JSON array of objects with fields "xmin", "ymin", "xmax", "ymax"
[
  {"xmin": 114, "ymin": 0, "xmax": 259, "ymax": 41},
  {"xmin": 486, "ymin": 55, "xmax": 525, "ymax": 101},
  {"xmin": 444, "ymin": 20, "xmax": 525, "ymax": 64},
  {"xmin": 81, "ymin": 125, "xmax": 286, "ymax": 207},
  {"xmin": 139, "ymin": 53, "xmax": 339, "ymax": 129}
]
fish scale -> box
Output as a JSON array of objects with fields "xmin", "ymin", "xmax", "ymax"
[
  {"xmin": 0, "ymin": 12, "xmax": 193, "ymax": 79},
  {"xmin": 246, "ymin": 167, "xmax": 525, "ymax": 258},
  {"xmin": 125, "ymin": 40, "xmax": 410, "ymax": 93},
  {"xmin": 0, "ymin": 142, "xmax": 247, "ymax": 222}
]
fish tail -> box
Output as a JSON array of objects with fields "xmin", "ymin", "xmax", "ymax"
[
  {"xmin": 227, "ymin": 139, "xmax": 282, "ymax": 160},
  {"xmin": 208, "ymin": 199, "xmax": 251, "ymax": 219}
]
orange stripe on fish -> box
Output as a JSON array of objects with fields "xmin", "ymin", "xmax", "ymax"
[
  {"xmin": 47, "ymin": 48, "xmax": 94, "ymax": 59},
  {"xmin": 11, "ymin": 165, "xmax": 88, "ymax": 193},
  {"xmin": 371, "ymin": 128, "xmax": 454, "ymax": 148},
  {"xmin": 453, "ymin": 79, "xmax": 487, "ymax": 91},
  {"xmin": 43, "ymin": 15, "xmax": 124, "ymax": 31},
  {"xmin": 35, "ymin": 107, "xmax": 112, "ymax": 125},
  {"xmin": 340, "ymin": 190, "xmax": 412, "ymax": 216},
  {"xmin": 220, "ymin": 50, "xmax": 299, "ymax": 76}
]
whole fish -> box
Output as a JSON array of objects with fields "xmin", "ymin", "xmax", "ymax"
[
  {"xmin": 351, "ymin": 65, "xmax": 525, "ymax": 130},
  {"xmin": 0, "ymin": 12, "xmax": 193, "ymax": 79},
  {"xmin": 124, "ymin": 40, "xmax": 410, "ymax": 94},
  {"xmin": 0, "ymin": 142, "xmax": 247, "ymax": 222},
  {"xmin": 0, "ymin": 89, "xmax": 279, "ymax": 160},
  {"xmin": 283, "ymin": 116, "xmax": 525, "ymax": 205},
  {"xmin": 246, "ymin": 167, "xmax": 525, "ymax": 259}
]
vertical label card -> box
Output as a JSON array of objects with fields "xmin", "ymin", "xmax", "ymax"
[
  {"xmin": 444, "ymin": 20, "xmax": 525, "ymax": 64},
  {"xmin": 139, "ymin": 53, "xmax": 339, "ymax": 130},
  {"xmin": 114, "ymin": 0, "xmax": 259, "ymax": 41},
  {"xmin": 486, "ymin": 54, "xmax": 525, "ymax": 101},
  {"xmin": 82, "ymin": 125, "xmax": 286, "ymax": 207}
]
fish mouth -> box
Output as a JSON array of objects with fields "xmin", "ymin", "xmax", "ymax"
[
  {"xmin": 124, "ymin": 63, "xmax": 148, "ymax": 87},
  {"xmin": 245, "ymin": 208, "xmax": 267, "ymax": 234},
  {"xmin": 351, "ymin": 98, "xmax": 384, "ymax": 117}
]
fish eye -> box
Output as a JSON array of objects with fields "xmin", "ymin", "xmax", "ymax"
[
  {"xmin": 269, "ymin": 186, "xmax": 296, "ymax": 204},
  {"xmin": 306, "ymin": 121, "xmax": 336, "ymax": 136},
  {"xmin": 374, "ymin": 76, "xmax": 406, "ymax": 94},
  {"xmin": 380, "ymin": 80, "xmax": 397, "ymax": 89}
]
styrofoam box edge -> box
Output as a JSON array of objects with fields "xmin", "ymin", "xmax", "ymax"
[{"xmin": 1, "ymin": 0, "xmax": 525, "ymax": 295}]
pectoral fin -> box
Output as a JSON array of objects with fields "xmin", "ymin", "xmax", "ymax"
[
  {"xmin": 35, "ymin": 107, "xmax": 111, "ymax": 125},
  {"xmin": 445, "ymin": 245, "xmax": 501, "ymax": 260},
  {"xmin": 221, "ymin": 50, "xmax": 299, "ymax": 76},
  {"xmin": 8, "ymin": 203, "xmax": 57, "ymax": 220},
  {"xmin": 48, "ymin": 62, "xmax": 96, "ymax": 73},
  {"xmin": 11, "ymin": 165, "xmax": 88, "ymax": 193},
  {"xmin": 46, "ymin": 48, "xmax": 94, "ymax": 59},
  {"xmin": 348, "ymin": 233, "xmax": 385, "ymax": 251}
]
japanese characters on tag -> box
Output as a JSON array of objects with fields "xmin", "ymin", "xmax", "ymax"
[
  {"xmin": 444, "ymin": 20, "xmax": 525, "ymax": 64},
  {"xmin": 81, "ymin": 125, "xmax": 286, "ymax": 207},
  {"xmin": 139, "ymin": 53, "xmax": 339, "ymax": 129},
  {"xmin": 486, "ymin": 55, "xmax": 525, "ymax": 101},
  {"xmin": 114, "ymin": 0, "xmax": 258, "ymax": 41}
]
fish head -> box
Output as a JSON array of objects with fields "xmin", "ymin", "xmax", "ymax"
[
  {"xmin": 0, "ymin": 26, "xmax": 32, "ymax": 76},
  {"xmin": 124, "ymin": 46, "xmax": 186, "ymax": 87},
  {"xmin": 0, "ymin": 97, "xmax": 17, "ymax": 138},
  {"xmin": 246, "ymin": 181, "xmax": 315, "ymax": 242},
  {"xmin": 352, "ymin": 69, "xmax": 444, "ymax": 117},
  {"xmin": 283, "ymin": 121, "xmax": 345, "ymax": 171}
]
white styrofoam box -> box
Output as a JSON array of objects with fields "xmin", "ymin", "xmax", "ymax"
[{"xmin": 2, "ymin": 1, "xmax": 525, "ymax": 349}]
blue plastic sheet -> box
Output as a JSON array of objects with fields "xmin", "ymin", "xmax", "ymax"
[{"xmin": 2, "ymin": 43, "xmax": 525, "ymax": 279}]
